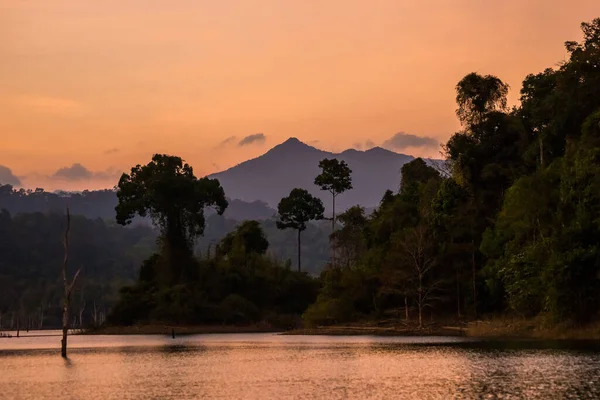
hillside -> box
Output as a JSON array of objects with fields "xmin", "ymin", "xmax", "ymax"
[
  {"xmin": 210, "ymin": 137, "xmax": 443, "ymax": 213},
  {"xmin": 0, "ymin": 186, "xmax": 276, "ymax": 222}
]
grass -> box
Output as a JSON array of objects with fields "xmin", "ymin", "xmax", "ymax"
[{"xmin": 465, "ymin": 316, "xmax": 600, "ymax": 340}]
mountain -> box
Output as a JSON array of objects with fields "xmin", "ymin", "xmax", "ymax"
[{"xmin": 210, "ymin": 138, "xmax": 444, "ymax": 213}]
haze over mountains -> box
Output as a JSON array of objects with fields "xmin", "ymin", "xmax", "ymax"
[
  {"xmin": 1, "ymin": 138, "xmax": 443, "ymax": 220},
  {"xmin": 210, "ymin": 137, "xmax": 443, "ymax": 214}
]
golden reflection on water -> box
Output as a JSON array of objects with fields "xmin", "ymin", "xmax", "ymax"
[{"xmin": 1, "ymin": 333, "xmax": 599, "ymax": 399}]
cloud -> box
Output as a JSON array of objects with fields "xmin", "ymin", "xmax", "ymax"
[
  {"xmin": 52, "ymin": 163, "xmax": 121, "ymax": 181},
  {"xmin": 0, "ymin": 165, "xmax": 21, "ymax": 186},
  {"xmin": 214, "ymin": 136, "xmax": 237, "ymax": 149},
  {"xmin": 382, "ymin": 132, "xmax": 438, "ymax": 150},
  {"xmin": 53, "ymin": 163, "xmax": 93, "ymax": 181},
  {"xmin": 365, "ymin": 140, "xmax": 375, "ymax": 149},
  {"xmin": 104, "ymin": 148, "xmax": 119, "ymax": 155},
  {"xmin": 238, "ymin": 133, "xmax": 266, "ymax": 147}
]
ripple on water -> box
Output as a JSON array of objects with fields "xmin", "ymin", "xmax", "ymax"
[{"xmin": 1, "ymin": 333, "xmax": 599, "ymax": 399}]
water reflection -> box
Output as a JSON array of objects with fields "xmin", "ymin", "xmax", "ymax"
[{"xmin": 1, "ymin": 333, "xmax": 600, "ymax": 399}]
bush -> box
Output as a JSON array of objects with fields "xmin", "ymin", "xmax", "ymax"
[
  {"xmin": 302, "ymin": 297, "xmax": 354, "ymax": 328},
  {"xmin": 219, "ymin": 294, "xmax": 260, "ymax": 324}
]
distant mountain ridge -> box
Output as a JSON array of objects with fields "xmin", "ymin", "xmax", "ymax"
[{"xmin": 210, "ymin": 137, "xmax": 444, "ymax": 213}]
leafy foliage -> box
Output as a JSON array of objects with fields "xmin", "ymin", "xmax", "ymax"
[
  {"xmin": 305, "ymin": 18, "xmax": 600, "ymax": 327},
  {"xmin": 109, "ymin": 221, "xmax": 319, "ymax": 328},
  {"xmin": 276, "ymin": 189, "xmax": 325, "ymax": 232},
  {"xmin": 276, "ymin": 188, "xmax": 325, "ymax": 272},
  {"xmin": 0, "ymin": 211, "xmax": 156, "ymax": 330},
  {"xmin": 314, "ymin": 158, "xmax": 353, "ymax": 216},
  {"xmin": 116, "ymin": 154, "xmax": 228, "ymax": 285}
]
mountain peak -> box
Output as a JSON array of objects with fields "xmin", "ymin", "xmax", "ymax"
[
  {"xmin": 283, "ymin": 137, "xmax": 302, "ymax": 145},
  {"xmin": 267, "ymin": 137, "xmax": 319, "ymax": 154},
  {"xmin": 365, "ymin": 146, "xmax": 392, "ymax": 154}
]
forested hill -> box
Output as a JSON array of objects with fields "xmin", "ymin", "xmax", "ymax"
[
  {"xmin": 0, "ymin": 186, "xmax": 276, "ymax": 222},
  {"xmin": 210, "ymin": 138, "xmax": 444, "ymax": 212},
  {"xmin": 0, "ymin": 209, "xmax": 331, "ymax": 330},
  {"xmin": 0, "ymin": 210, "xmax": 157, "ymax": 329}
]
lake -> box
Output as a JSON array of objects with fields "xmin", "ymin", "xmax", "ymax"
[{"xmin": 1, "ymin": 331, "xmax": 600, "ymax": 399}]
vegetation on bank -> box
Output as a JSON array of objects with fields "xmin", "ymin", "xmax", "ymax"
[
  {"xmin": 1, "ymin": 18, "xmax": 600, "ymax": 337},
  {"xmin": 302, "ymin": 18, "xmax": 600, "ymax": 330}
]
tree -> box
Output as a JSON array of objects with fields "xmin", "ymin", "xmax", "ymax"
[
  {"xmin": 219, "ymin": 220, "xmax": 269, "ymax": 257},
  {"xmin": 399, "ymin": 158, "xmax": 440, "ymax": 201},
  {"xmin": 314, "ymin": 158, "xmax": 353, "ymax": 267},
  {"xmin": 61, "ymin": 207, "xmax": 81, "ymax": 358},
  {"xmin": 330, "ymin": 206, "xmax": 367, "ymax": 269},
  {"xmin": 314, "ymin": 158, "xmax": 353, "ymax": 230},
  {"xmin": 115, "ymin": 154, "xmax": 228, "ymax": 285},
  {"xmin": 392, "ymin": 224, "xmax": 439, "ymax": 328},
  {"xmin": 276, "ymin": 189, "xmax": 325, "ymax": 272},
  {"xmin": 456, "ymin": 72, "xmax": 509, "ymax": 127}
]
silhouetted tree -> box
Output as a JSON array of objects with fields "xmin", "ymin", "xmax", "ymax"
[
  {"xmin": 315, "ymin": 158, "xmax": 353, "ymax": 267},
  {"xmin": 456, "ymin": 72, "xmax": 509, "ymax": 127},
  {"xmin": 116, "ymin": 154, "xmax": 228, "ymax": 285},
  {"xmin": 276, "ymin": 189, "xmax": 324, "ymax": 272},
  {"xmin": 219, "ymin": 220, "xmax": 269, "ymax": 256}
]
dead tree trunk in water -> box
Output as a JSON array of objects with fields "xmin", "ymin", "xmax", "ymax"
[{"xmin": 61, "ymin": 206, "xmax": 81, "ymax": 358}]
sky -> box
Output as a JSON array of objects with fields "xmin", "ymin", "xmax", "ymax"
[{"xmin": 1, "ymin": 1, "xmax": 598, "ymax": 190}]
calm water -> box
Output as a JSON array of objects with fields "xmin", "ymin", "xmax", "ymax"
[{"xmin": 1, "ymin": 331, "xmax": 600, "ymax": 399}]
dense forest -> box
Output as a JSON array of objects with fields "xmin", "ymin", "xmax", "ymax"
[
  {"xmin": 304, "ymin": 18, "xmax": 600, "ymax": 328},
  {"xmin": 0, "ymin": 191, "xmax": 331, "ymax": 330},
  {"xmin": 0, "ymin": 211, "xmax": 156, "ymax": 330},
  {"xmin": 1, "ymin": 18, "xmax": 599, "ymax": 331}
]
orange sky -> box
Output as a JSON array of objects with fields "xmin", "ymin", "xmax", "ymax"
[{"xmin": 1, "ymin": 1, "xmax": 598, "ymax": 190}]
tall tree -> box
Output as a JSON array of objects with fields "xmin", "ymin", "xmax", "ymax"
[
  {"xmin": 315, "ymin": 158, "xmax": 353, "ymax": 267},
  {"xmin": 276, "ymin": 189, "xmax": 325, "ymax": 272},
  {"xmin": 116, "ymin": 154, "xmax": 228, "ymax": 285},
  {"xmin": 455, "ymin": 72, "xmax": 509, "ymax": 127},
  {"xmin": 314, "ymin": 158, "xmax": 353, "ymax": 231}
]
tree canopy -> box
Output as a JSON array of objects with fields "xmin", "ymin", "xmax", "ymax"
[
  {"xmin": 116, "ymin": 154, "xmax": 228, "ymax": 285},
  {"xmin": 276, "ymin": 188, "xmax": 325, "ymax": 272}
]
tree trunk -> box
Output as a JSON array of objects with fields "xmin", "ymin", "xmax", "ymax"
[
  {"xmin": 331, "ymin": 193, "xmax": 336, "ymax": 268},
  {"xmin": 471, "ymin": 239, "xmax": 477, "ymax": 318},
  {"xmin": 456, "ymin": 264, "xmax": 461, "ymax": 318},
  {"xmin": 93, "ymin": 301, "xmax": 98, "ymax": 327},
  {"xmin": 79, "ymin": 302, "xmax": 86, "ymax": 329},
  {"xmin": 16, "ymin": 315, "xmax": 20, "ymax": 338},
  {"xmin": 418, "ymin": 281, "xmax": 423, "ymax": 329},
  {"xmin": 297, "ymin": 229, "xmax": 302, "ymax": 272},
  {"xmin": 61, "ymin": 206, "xmax": 81, "ymax": 358},
  {"xmin": 404, "ymin": 296, "xmax": 409, "ymax": 321},
  {"xmin": 539, "ymin": 136, "xmax": 544, "ymax": 166},
  {"xmin": 61, "ymin": 303, "xmax": 69, "ymax": 357}
]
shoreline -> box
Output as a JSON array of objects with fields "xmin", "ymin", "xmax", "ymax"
[
  {"xmin": 83, "ymin": 324, "xmax": 283, "ymax": 335},
  {"xmin": 77, "ymin": 318, "xmax": 600, "ymax": 340}
]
